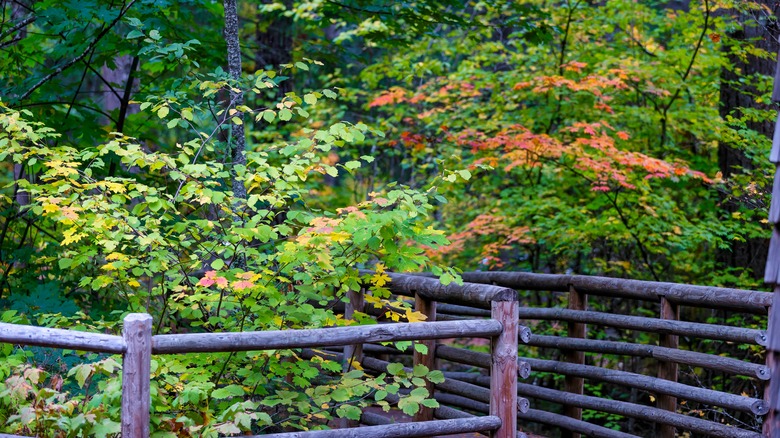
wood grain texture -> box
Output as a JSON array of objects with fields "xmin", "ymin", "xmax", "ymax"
[
  {"xmin": 656, "ymin": 297, "xmax": 679, "ymax": 438},
  {"xmin": 521, "ymin": 357, "xmax": 767, "ymax": 414},
  {"xmin": 121, "ymin": 313, "xmax": 152, "ymax": 438},
  {"xmin": 515, "ymin": 381, "xmax": 761, "ymax": 438},
  {"xmin": 375, "ymin": 271, "xmax": 518, "ymax": 306},
  {"xmin": 412, "ymin": 293, "xmax": 437, "ymax": 423},
  {"xmin": 563, "ymin": 286, "xmax": 586, "ymax": 438},
  {"xmin": 490, "ymin": 300, "xmax": 518, "ymax": 438},
  {"xmin": 460, "ymin": 271, "xmax": 771, "ymax": 314},
  {"xmin": 435, "ymin": 345, "xmax": 531, "ymax": 380},
  {"xmin": 0, "ymin": 322, "xmax": 125, "ymax": 353},
  {"xmin": 528, "ymin": 334, "xmax": 768, "ymax": 379},
  {"xmin": 152, "ymin": 319, "xmax": 502, "ymax": 354},
  {"xmin": 252, "ymin": 417, "xmax": 502, "ymax": 438},
  {"xmin": 516, "ymin": 307, "xmax": 766, "ymax": 345}
]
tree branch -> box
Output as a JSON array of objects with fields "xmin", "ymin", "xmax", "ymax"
[{"xmin": 16, "ymin": 0, "xmax": 137, "ymax": 102}]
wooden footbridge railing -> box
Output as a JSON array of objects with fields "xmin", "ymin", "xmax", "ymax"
[
  {"xmin": 0, "ymin": 271, "xmax": 772, "ymax": 437},
  {"xmin": 0, "ymin": 276, "xmax": 524, "ymax": 438}
]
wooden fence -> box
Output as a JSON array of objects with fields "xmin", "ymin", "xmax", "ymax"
[
  {"xmin": 0, "ymin": 278, "xmax": 523, "ymax": 438},
  {"xmin": 397, "ymin": 271, "xmax": 770, "ymax": 438},
  {"xmin": 0, "ymin": 271, "xmax": 770, "ymax": 437}
]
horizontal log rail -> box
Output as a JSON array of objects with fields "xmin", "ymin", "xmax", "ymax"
[
  {"xmin": 252, "ymin": 417, "xmax": 502, "ymax": 438},
  {"xmin": 460, "ymin": 271, "xmax": 771, "ymax": 314},
  {"xmin": 375, "ymin": 271, "xmax": 518, "ymax": 306},
  {"xmin": 528, "ymin": 334, "xmax": 769, "ymax": 380},
  {"xmin": 516, "ymin": 307, "xmax": 766, "ymax": 345},
  {"xmin": 0, "ymin": 322, "xmax": 126, "ymax": 353},
  {"xmin": 522, "ymin": 357, "xmax": 767, "ymax": 415},
  {"xmin": 152, "ymin": 319, "xmax": 501, "ymax": 354},
  {"xmin": 434, "ymin": 392, "xmax": 640, "ymax": 438}
]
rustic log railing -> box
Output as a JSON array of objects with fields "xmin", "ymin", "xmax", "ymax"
[
  {"xmin": 0, "ymin": 275, "xmax": 523, "ymax": 438},
  {"xmin": 443, "ymin": 271, "xmax": 771, "ymax": 438}
]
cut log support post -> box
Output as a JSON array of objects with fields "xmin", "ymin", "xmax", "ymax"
[
  {"xmin": 121, "ymin": 313, "xmax": 152, "ymax": 438},
  {"xmin": 413, "ymin": 292, "xmax": 437, "ymax": 423},
  {"xmin": 657, "ymin": 296, "xmax": 679, "ymax": 438},
  {"xmin": 491, "ymin": 298, "xmax": 519, "ymax": 438},
  {"xmin": 342, "ymin": 289, "xmax": 365, "ymax": 371},
  {"xmin": 766, "ymin": 288, "xmax": 780, "ymax": 437},
  {"xmin": 340, "ymin": 289, "xmax": 365, "ymax": 429},
  {"xmin": 563, "ymin": 285, "xmax": 586, "ymax": 438}
]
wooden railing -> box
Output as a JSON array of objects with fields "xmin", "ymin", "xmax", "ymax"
[
  {"xmin": 446, "ymin": 271, "xmax": 770, "ymax": 438},
  {"xmin": 0, "ymin": 278, "xmax": 522, "ymax": 438}
]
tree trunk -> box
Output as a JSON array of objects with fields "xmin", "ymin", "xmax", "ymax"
[
  {"xmin": 717, "ymin": 4, "xmax": 780, "ymax": 277},
  {"xmin": 223, "ymin": 0, "xmax": 247, "ymax": 201}
]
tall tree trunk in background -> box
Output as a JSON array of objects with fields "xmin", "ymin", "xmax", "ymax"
[
  {"xmin": 223, "ymin": 0, "xmax": 247, "ymax": 201},
  {"xmin": 255, "ymin": 0, "xmax": 293, "ymax": 96},
  {"xmin": 718, "ymin": 4, "xmax": 780, "ymax": 277}
]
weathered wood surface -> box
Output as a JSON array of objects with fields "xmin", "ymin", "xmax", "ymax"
[
  {"xmin": 563, "ymin": 285, "xmax": 586, "ymax": 438},
  {"xmin": 372, "ymin": 271, "xmax": 518, "ymax": 306},
  {"xmin": 121, "ymin": 313, "xmax": 152, "ymax": 438},
  {"xmin": 413, "ymin": 293, "xmax": 437, "ymax": 423},
  {"xmin": 765, "ymin": 286, "xmax": 780, "ymax": 435},
  {"xmin": 520, "ymin": 408, "xmax": 640, "ymax": 438},
  {"xmin": 152, "ymin": 319, "xmax": 502, "ymax": 354},
  {"xmin": 0, "ymin": 321, "xmax": 125, "ymax": 353},
  {"xmin": 251, "ymin": 417, "xmax": 502, "ymax": 438},
  {"xmin": 435, "ymin": 345, "xmax": 531, "ymax": 379},
  {"xmin": 0, "ymin": 434, "xmax": 34, "ymax": 438},
  {"xmin": 528, "ymin": 335, "xmax": 769, "ymax": 379},
  {"xmin": 490, "ymin": 300, "xmax": 518, "ymax": 438},
  {"xmin": 522, "ymin": 357, "xmax": 767, "ymax": 415},
  {"xmin": 435, "ymin": 314, "xmax": 532, "ymax": 343},
  {"xmin": 516, "ymin": 307, "xmax": 766, "ymax": 345},
  {"xmin": 460, "ymin": 271, "xmax": 771, "ymax": 314},
  {"xmin": 342, "ymin": 289, "xmax": 365, "ymax": 371},
  {"xmin": 514, "ymin": 381, "xmax": 762, "ymax": 438},
  {"xmin": 657, "ymin": 297, "xmax": 679, "ymax": 438}
]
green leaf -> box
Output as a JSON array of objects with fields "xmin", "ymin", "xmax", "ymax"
[
  {"xmin": 59, "ymin": 258, "xmax": 72, "ymax": 269},
  {"xmin": 374, "ymin": 390, "xmax": 387, "ymax": 401},
  {"xmin": 295, "ymin": 62, "xmax": 309, "ymax": 71},
  {"xmin": 337, "ymin": 404, "xmax": 362, "ymax": 420},
  {"xmin": 427, "ymin": 370, "xmax": 445, "ymax": 384},
  {"xmin": 149, "ymin": 29, "xmax": 161, "ymax": 40},
  {"xmin": 157, "ymin": 106, "xmax": 169, "ymax": 118},
  {"xmin": 421, "ymin": 399, "xmax": 440, "ymax": 408},
  {"xmin": 279, "ymin": 109, "xmax": 293, "ymax": 121},
  {"xmin": 167, "ymin": 118, "xmax": 180, "ymax": 129},
  {"xmin": 304, "ymin": 93, "xmax": 317, "ymax": 105},
  {"xmin": 458, "ymin": 169, "xmax": 471, "ymax": 180},
  {"xmin": 344, "ymin": 161, "xmax": 361, "ymax": 171},
  {"xmin": 413, "ymin": 343, "xmax": 428, "ymax": 355},
  {"xmin": 263, "ymin": 110, "xmax": 275, "ymax": 123},
  {"xmin": 212, "ymin": 384, "xmax": 244, "ymax": 399},
  {"xmin": 231, "ymin": 116, "xmax": 243, "ymax": 125},
  {"xmin": 413, "ymin": 364, "xmax": 429, "ymax": 377},
  {"xmin": 127, "ymin": 30, "xmax": 144, "ymax": 39},
  {"xmin": 211, "ymin": 259, "xmax": 225, "ymax": 270},
  {"xmin": 386, "ymin": 363, "xmax": 404, "ymax": 376}
]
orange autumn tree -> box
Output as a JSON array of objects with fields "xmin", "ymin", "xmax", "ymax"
[{"xmin": 357, "ymin": 0, "xmax": 752, "ymax": 283}]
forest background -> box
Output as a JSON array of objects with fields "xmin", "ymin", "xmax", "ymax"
[{"xmin": 0, "ymin": 0, "xmax": 777, "ymax": 436}]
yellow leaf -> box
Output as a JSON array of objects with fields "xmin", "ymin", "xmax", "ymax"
[
  {"xmin": 405, "ymin": 309, "xmax": 428, "ymax": 323},
  {"xmin": 42, "ymin": 203, "xmax": 60, "ymax": 214},
  {"xmin": 128, "ymin": 279, "xmax": 141, "ymax": 288}
]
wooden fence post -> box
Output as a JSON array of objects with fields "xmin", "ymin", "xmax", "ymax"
[
  {"xmin": 413, "ymin": 292, "xmax": 437, "ymax": 423},
  {"xmin": 563, "ymin": 285, "xmax": 586, "ymax": 438},
  {"xmin": 765, "ymin": 288, "xmax": 780, "ymax": 437},
  {"xmin": 122, "ymin": 313, "xmax": 152, "ymax": 438},
  {"xmin": 491, "ymin": 298, "xmax": 519, "ymax": 438},
  {"xmin": 340, "ymin": 289, "xmax": 365, "ymax": 429},
  {"xmin": 657, "ymin": 296, "xmax": 679, "ymax": 438},
  {"xmin": 342, "ymin": 289, "xmax": 365, "ymax": 371}
]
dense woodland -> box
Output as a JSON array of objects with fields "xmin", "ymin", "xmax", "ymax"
[{"xmin": 0, "ymin": 0, "xmax": 778, "ymax": 436}]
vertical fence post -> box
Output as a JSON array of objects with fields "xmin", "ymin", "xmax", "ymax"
[
  {"xmin": 657, "ymin": 296, "xmax": 679, "ymax": 438},
  {"xmin": 413, "ymin": 292, "xmax": 437, "ymax": 423},
  {"xmin": 342, "ymin": 289, "xmax": 365, "ymax": 371},
  {"xmin": 122, "ymin": 313, "xmax": 152, "ymax": 438},
  {"xmin": 563, "ymin": 285, "xmax": 586, "ymax": 438},
  {"xmin": 765, "ymin": 288, "xmax": 780, "ymax": 436},
  {"xmin": 490, "ymin": 297, "xmax": 518, "ymax": 438}
]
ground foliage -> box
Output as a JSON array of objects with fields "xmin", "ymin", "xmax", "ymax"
[{"xmin": 0, "ymin": 0, "xmax": 775, "ymax": 435}]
